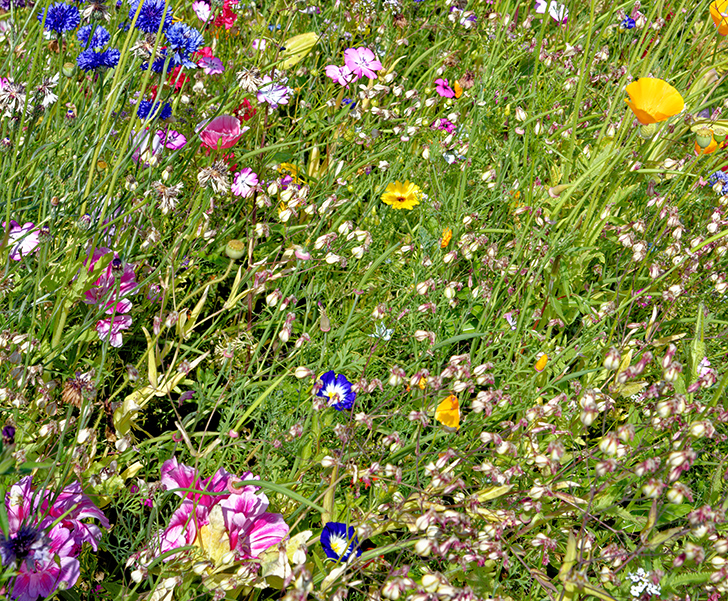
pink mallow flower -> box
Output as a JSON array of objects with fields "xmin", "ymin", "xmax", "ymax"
[
  {"xmin": 325, "ymin": 64, "xmax": 357, "ymax": 87},
  {"xmin": 96, "ymin": 314, "xmax": 132, "ymax": 348},
  {"xmin": 343, "ymin": 47, "xmax": 382, "ymax": 80},
  {"xmin": 152, "ymin": 457, "xmax": 289, "ymax": 565},
  {"xmin": 2, "ymin": 221, "xmax": 40, "ymax": 261},
  {"xmin": 198, "ymin": 115, "xmax": 248, "ymax": 150},
  {"xmin": 434, "ymin": 78, "xmax": 455, "ymax": 98},
  {"xmin": 83, "ymin": 248, "xmax": 138, "ymax": 315},
  {"xmin": 231, "ymin": 168, "xmax": 258, "ymax": 198},
  {"xmin": 1, "ymin": 476, "xmax": 108, "ymax": 601}
]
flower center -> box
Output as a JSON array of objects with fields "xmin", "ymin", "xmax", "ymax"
[{"xmin": 1, "ymin": 525, "xmax": 41, "ymax": 564}]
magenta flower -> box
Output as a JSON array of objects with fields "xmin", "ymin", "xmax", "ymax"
[
  {"xmin": 434, "ymin": 78, "xmax": 455, "ymax": 98},
  {"xmin": 83, "ymin": 248, "xmax": 138, "ymax": 315},
  {"xmin": 152, "ymin": 457, "xmax": 289, "ymax": 564},
  {"xmin": 343, "ymin": 47, "xmax": 382, "ymax": 80},
  {"xmin": 1, "ymin": 476, "xmax": 107, "ymax": 601},
  {"xmin": 197, "ymin": 115, "xmax": 247, "ymax": 150},
  {"xmin": 96, "ymin": 314, "xmax": 132, "ymax": 347},
  {"xmin": 231, "ymin": 168, "xmax": 258, "ymax": 198},
  {"xmin": 256, "ymin": 76, "xmax": 292, "ymax": 110},
  {"xmin": 199, "ymin": 56, "xmax": 224, "ymax": 75},
  {"xmin": 157, "ymin": 128, "xmax": 187, "ymax": 150},
  {"xmin": 3, "ymin": 221, "xmax": 40, "ymax": 261},
  {"xmin": 325, "ymin": 64, "xmax": 357, "ymax": 87}
]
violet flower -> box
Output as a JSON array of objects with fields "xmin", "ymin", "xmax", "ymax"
[
  {"xmin": 325, "ymin": 64, "xmax": 357, "ymax": 87},
  {"xmin": 256, "ymin": 76, "xmax": 292, "ymax": 110}
]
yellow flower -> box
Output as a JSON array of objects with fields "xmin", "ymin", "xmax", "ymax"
[
  {"xmin": 534, "ymin": 352, "xmax": 548, "ymax": 372},
  {"xmin": 711, "ymin": 0, "xmax": 728, "ymax": 35},
  {"xmin": 435, "ymin": 395, "xmax": 460, "ymax": 430},
  {"xmin": 278, "ymin": 162, "xmax": 303, "ymax": 183},
  {"xmin": 624, "ymin": 78, "xmax": 684, "ymax": 125},
  {"xmin": 453, "ymin": 81, "xmax": 463, "ymax": 99},
  {"xmin": 441, "ymin": 228, "xmax": 453, "ymax": 248},
  {"xmin": 381, "ymin": 180, "xmax": 422, "ymax": 210}
]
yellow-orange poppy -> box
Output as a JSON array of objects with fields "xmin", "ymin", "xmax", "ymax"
[
  {"xmin": 711, "ymin": 0, "xmax": 728, "ymax": 35},
  {"xmin": 435, "ymin": 395, "xmax": 460, "ymax": 430},
  {"xmin": 695, "ymin": 134, "xmax": 719, "ymax": 156},
  {"xmin": 534, "ymin": 352, "xmax": 548, "ymax": 372},
  {"xmin": 441, "ymin": 228, "xmax": 453, "ymax": 248},
  {"xmin": 453, "ymin": 81, "xmax": 463, "ymax": 99},
  {"xmin": 625, "ymin": 78, "xmax": 684, "ymax": 125}
]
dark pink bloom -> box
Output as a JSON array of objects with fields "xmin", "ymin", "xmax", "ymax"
[
  {"xmin": 434, "ymin": 78, "xmax": 455, "ymax": 98},
  {"xmin": 96, "ymin": 314, "xmax": 132, "ymax": 348},
  {"xmin": 83, "ymin": 248, "xmax": 138, "ymax": 315},
  {"xmin": 325, "ymin": 64, "xmax": 357, "ymax": 87},
  {"xmin": 343, "ymin": 47, "xmax": 382, "ymax": 80},
  {"xmin": 157, "ymin": 128, "xmax": 187, "ymax": 150},
  {"xmin": 197, "ymin": 115, "xmax": 248, "ymax": 150},
  {"xmin": 2, "ymin": 221, "xmax": 40, "ymax": 261}
]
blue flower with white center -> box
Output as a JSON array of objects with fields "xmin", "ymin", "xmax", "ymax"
[
  {"xmin": 316, "ymin": 371, "xmax": 356, "ymax": 411},
  {"xmin": 620, "ymin": 17, "xmax": 636, "ymax": 29},
  {"xmin": 320, "ymin": 522, "xmax": 361, "ymax": 563},
  {"xmin": 165, "ymin": 22, "xmax": 204, "ymax": 68},
  {"xmin": 77, "ymin": 24, "xmax": 111, "ymax": 49},
  {"xmin": 37, "ymin": 3, "xmax": 81, "ymax": 34},
  {"xmin": 128, "ymin": 0, "xmax": 174, "ymax": 34}
]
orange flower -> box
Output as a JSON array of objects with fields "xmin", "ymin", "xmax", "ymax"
[
  {"xmin": 453, "ymin": 81, "xmax": 463, "ymax": 99},
  {"xmin": 534, "ymin": 352, "xmax": 548, "ymax": 372},
  {"xmin": 441, "ymin": 228, "xmax": 453, "ymax": 248},
  {"xmin": 625, "ymin": 78, "xmax": 684, "ymax": 124},
  {"xmin": 711, "ymin": 0, "xmax": 728, "ymax": 35},
  {"xmin": 435, "ymin": 395, "xmax": 460, "ymax": 430},
  {"xmin": 695, "ymin": 134, "xmax": 719, "ymax": 155}
]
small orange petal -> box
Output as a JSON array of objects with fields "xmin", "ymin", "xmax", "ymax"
[{"xmin": 535, "ymin": 353, "xmax": 548, "ymax": 372}]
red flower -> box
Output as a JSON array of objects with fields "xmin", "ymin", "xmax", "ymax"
[{"xmin": 233, "ymin": 99, "xmax": 257, "ymax": 121}]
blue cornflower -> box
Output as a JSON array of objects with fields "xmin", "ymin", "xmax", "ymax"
[
  {"xmin": 37, "ymin": 3, "xmax": 81, "ymax": 34},
  {"xmin": 137, "ymin": 100, "xmax": 172, "ymax": 121},
  {"xmin": 128, "ymin": 0, "xmax": 174, "ymax": 34},
  {"xmin": 316, "ymin": 371, "xmax": 356, "ymax": 411},
  {"xmin": 709, "ymin": 171, "xmax": 728, "ymax": 195},
  {"xmin": 165, "ymin": 22, "xmax": 204, "ymax": 68},
  {"xmin": 77, "ymin": 24, "xmax": 111, "ymax": 49},
  {"xmin": 320, "ymin": 523, "xmax": 361, "ymax": 563},
  {"xmin": 140, "ymin": 48, "xmax": 172, "ymax": 74},
  {"xmin": 620, "ymin": 17, "xmax": 636, "ymax": 29},
  {"xmin": 77, "ymin": 48, "xmax": 120, "ymax": 72}
]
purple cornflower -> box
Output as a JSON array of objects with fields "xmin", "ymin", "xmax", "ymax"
[
  {"xmin": 77, "ymin": 48, "xmax": 121, "ymax": 72},
  {"xmin": 165, "ymin": 22, "xmax": 204, "ymax": 68},
  {"xmin": 137, "ymin": 100, "xmax": 172, "ymax": 120},
  {"xmin": 77, "ymin": 24, "xmax": 111, "ymax": 49}
]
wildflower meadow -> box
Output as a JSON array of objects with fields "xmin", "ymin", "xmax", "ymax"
[{"xmin": 3, "ymin": 0, "xmax": 728, "ymax": 599}]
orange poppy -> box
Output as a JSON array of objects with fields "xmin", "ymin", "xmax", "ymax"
[
  {"xmin": 453, "ymin": 81, "xmax": 463, "ymax": 99},
  {"xmin": 711, "ymin": 0, "xmax": 728, "ymax": 35},
  {"xmin": 435, "ymin": 395, "xmax": 460, "ymax": 430},
  {"xmin": 625, "ymin": 78, "xmax": 684, "ymax": 125},
  {"xmin": 534, "ymin": 353, "xmax": 548, "ymax": 372},
  {"xmin": 441, "ymin": 228, "xmax": 453, "ymax": 248}
]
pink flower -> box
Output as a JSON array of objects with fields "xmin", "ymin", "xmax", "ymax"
[
  {"xmin": 83, "ymin": 248, "xmax": 138, "ymax": 315},
  {"xmin": 252, "ymin": 38, "xmax": 267, "ymax": 51},
  {"xmin": 199, "ymin": 56, "xmax": 224, "ymax": 75},
  {"xmin": 152, "ymin": 458, "xmax": 289, "ymax": 562},
  {"xmin": 197, "ymin": 115, "xmax": 248, "ymax": 150},
  {"xmin": 325, "ymin": 64, "xmax": 358, "ymax": 87},
  {"xmin": 214, "ymin": 0, "xmax": 238, "ymax": 29},
  {"xmin": 231, "ymin": 168, "xmax": 258, "ymax": 198},
  {"xmin": 192, "ymin": 0, "xmax": 211, "ymax": 22},
  {"xmin": 2, "ymin": 221, "xmax": 40, "ymax": 261},
  {"xmin": 256, "ymin": 76, "xmax": 292, "ymax": 109},
  {"xmin": 434, "ymin": 78, "xmax": 455, "ymax": 98},
  {"xmin": 343, "ymin": 47, "xmax": 382, "ymax": 80},
  {"xmin": 157, "ymin": 128, "xmax": 187, "ymax": 150},
  {"xmin": 96, "ymin": 314, "xmax": 132, "ymax": 347}
]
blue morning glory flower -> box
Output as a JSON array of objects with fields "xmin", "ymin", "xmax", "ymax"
[
  {"xmin": 37, "ymin": 3, "xmax": 81, "ymax": 34},
  {"xmin": 320, "ymin": 522, "xmax": 361, "ymax": 563},
  {"xmin": 165, "ymin": 22, "xmax": 204, "ymax": 67},
  {"xmin": 317, "ymin": 371, "xmax": 356, "ymax": 411},
  {"xmin": 77, "ymin": 24, "xmax": 111, "ymax": 50},
  {"xmin": 137, "ymin": 100, "xmax": 172, "ymax": 121},
  {"xmin": 77, "ymin": 48, "xmax": 121, "ymax": 72},
  {"xmin": 620, "ymin": 17, "xmax": 636, "ymax": 29},
  {"xmin": 128, "ymin": 0, "xmax": 174, "ymax": 34}
]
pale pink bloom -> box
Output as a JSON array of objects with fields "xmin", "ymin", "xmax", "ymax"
[
  {"xmin": 343, "ymin": 47, "xmax": 382, "ymax": 80},
  {"xmin": 325, "ymin": 64, "xmax": 357, "ymax": 87},
  {"xmin": 157, "ymin": 128, "xmax": 187, "ymax": 150},
  {"xmin": 252, "ymin": 38, "xmax": 267, "ymax": 51},
  {"xmin": 192, "ymin": 0, "xmax": 211, "ymax": 22},
  {"xmin": 256, "ymin": 76, "xmax": 292, "ymax": 109},
  {"xmin": 231, "ymin": 168, "xmax": 258, "ymax": 198},
  {"xmin": 2, "ymin": 221, "xmax": 40, "ymax": 261},
  {"xmin": 130, "ymin": 128, "xmax": 163, "ymax": 164},
  {"xmin": 199, "ymin": 56, "xmax": 224, "ymax": 75},
  {"xmin": 152, "ymin": 457, "xmax": 289, "ymax": 562},
  {"xmin": 96, "ymin": 314, "xmax": 132, "ymax": 347},
  {"xmin": 197, "ymin": 115, "xmax": 248, "ymax": 150}
]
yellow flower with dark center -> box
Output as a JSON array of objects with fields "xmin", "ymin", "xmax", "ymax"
[
  {"xmin": 435, "ymin": 395, "xmax": 460, "ymax": 430},
  {"xmin": 711, "ymin": 0, "xmax": 728, "ymax": 35},
  {"xmin": 381, "ymin": 180, "xmax": 421, "ymax": 210},
  {"xmin": 624, "ymin": 78, "xmax": 684, "ymax": 125}
]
